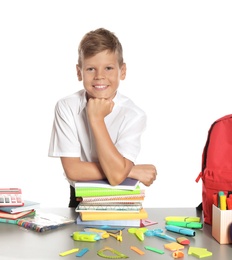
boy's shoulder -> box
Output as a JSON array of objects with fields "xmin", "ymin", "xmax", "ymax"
[{"xmin": 115, "ymin": 92, "xmax": 146, "ymax": 116}]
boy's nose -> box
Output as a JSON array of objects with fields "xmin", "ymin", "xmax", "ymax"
[{"xmin": 94, "ymin": 70, "xmax": 105, "ymax": 79}]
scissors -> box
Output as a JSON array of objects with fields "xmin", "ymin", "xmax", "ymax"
[{"xmin": 128, "ymin": 227, "xmax": 148, "ymax": 241}]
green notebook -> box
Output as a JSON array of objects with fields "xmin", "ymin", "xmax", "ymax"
[{"xmin": 75, "ymin": 185, "xmax": 141, "ymax": 197}]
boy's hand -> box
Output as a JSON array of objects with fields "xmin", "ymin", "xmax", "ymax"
[
  {"xmin": 129, "ymin": 164, "xmax": 157, "ymax": 186},
  {"xmin": 87, "ymin": 98, "xmax": 114, "ymax": 122}
]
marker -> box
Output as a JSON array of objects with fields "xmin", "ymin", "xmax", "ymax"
[
  {"xmin": 130, "ymin": 246, "xmax": 145, "ymax": 255},
  {"xmin": 76, "ymin": 248, "xmax": 89, "ymax": 257},
  {"xmin": 166, "ymin": 221, "xmax": 203, "ymax": 229},
  {"xmin": 165, "ymin": 225, "xmax": 195, "ymax": 237},
  {"xmin": 165, "ymin": 216, "xmax": 200, "ymax": 222},
  {"xmin": 144, "ymin": 246, "xmax": 164, "ymax": 254},
  {"xmin": 59, "ymin": 248, "xmax": 79, "ymax": 256},
  {"xmin": 220, "ymin": 195, "xmax": 227, "ymax": 210}
]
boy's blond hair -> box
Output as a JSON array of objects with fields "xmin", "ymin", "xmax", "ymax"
[{"xmin": 78, "ymin": 28, "xmax": 124, "ymax": 68}]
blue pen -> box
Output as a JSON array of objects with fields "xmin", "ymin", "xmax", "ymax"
[{"xmin": 165, "ymin": 225, "xmax": 195, "ymax": 237}]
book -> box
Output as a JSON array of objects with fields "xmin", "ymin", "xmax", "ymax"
[
  {"xmin": 75, "ymin": 177, "xmax": 139, "ymax": 191},
  {"xmin": 80, "ymin": 208, "xmax": 148, "ymax": 221},
  {"xmin": 76, "ymin": 215, "xmax": 141, "ymax": 227},
  {"xmin": 75, "ymin": 202, "xmax": 143, "ymax": 212},
  {"xmin": 0, "ymin": 209, "xmax": 36, "ymax": 220},
  {"xmin": 17, "ymin": 212, "xmax": 75, "ymax": 232},
  {"xmin": 76, "ymin": 192, "xmax": 145, "ymax": 203},
  {"xmin": 75, "ymin": 185, "xmax": 141, "ymax": 197},
  {"xmin": 0, "ymin": 200, "xmax": 40, "ymax": 214}
]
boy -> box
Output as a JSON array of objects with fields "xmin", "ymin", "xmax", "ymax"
[{"xmin": 48, "ymin": 28, "xmax": 157, "ymax": 207}]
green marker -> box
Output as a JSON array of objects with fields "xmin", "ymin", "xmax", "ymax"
[
  {"xmin": 144, "ymin": 246, "xmax": 164, "ymax": 254},
  {"xmin": 166, "ymin": 221, "xmax": 203, "ymax": 229}
]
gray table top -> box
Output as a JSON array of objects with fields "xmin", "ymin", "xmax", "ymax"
[{"xmin": 0, "ymin": 208, "xmax": 231, "ymax": 260}]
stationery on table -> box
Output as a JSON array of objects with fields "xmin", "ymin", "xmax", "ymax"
[
  {"xmin": 75, "ymin": 177, "xmax": 139, "ymax": 191},
  {"xmin": 0, "ymin": 209, "xmax": 35, "ymax": 221},
  {"xmin": 0, "ymin": 188, "xmax": 24, "ymax": 206},
  {"xmin": 17, "ymin": 212, "xmax": 75, "ymax": 232},
  {"xmin": 76, "ymin": 193, "xmax": 145, "ymax": 203},
  {"xmin": 80, "ymin": 208, "xmax": 148, "ymax": 221},
  {"xmin": 76, "ymin": 215, "xmax": 141, "ymax": 227},
  {"xmin": 75, "ymin": 201, "xmax": 143, "ymax": 212},
  {"xmin": 213, "ymin": 191, "xmax": 232, "ymax": 210},
  {"xmin": 0, "ymin": 199, "xmax": 40, "ymax": 214},
  {"xmin": 75, "ymin": 185, "xmax": 141, "ymax": 197}
]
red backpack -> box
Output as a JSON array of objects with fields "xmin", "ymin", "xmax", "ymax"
[{"xmin": 196, "ymin": 114, "xmax": 232, "ymax": 225}]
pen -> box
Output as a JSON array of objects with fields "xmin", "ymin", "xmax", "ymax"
[
  {"xmin": 165, "ymin": 225, "xmax": 195, "ymax": 237},
  {"xmin": 165, "ymin": 216, "xmax": 200, "ymax": 222},
  {"xmin": 166, "ymin": 221, "xmax": 203, "ymax": 229},
  {"xmin": 144, "ymin": 246, "xmax": 164, "ymax": 254}
]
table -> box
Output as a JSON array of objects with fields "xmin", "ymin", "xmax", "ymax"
[{"xmin": 0, "ymin": 208, "xmax": 231, "ymax": 259}]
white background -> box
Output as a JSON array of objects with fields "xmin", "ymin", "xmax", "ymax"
[{"xmin": 0, "ymin": 0, "xmax": 231, "ymax": 208}]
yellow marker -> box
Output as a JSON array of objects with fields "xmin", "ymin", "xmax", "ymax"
[
  {"xmin": 220, "ymin": 195, "xmax": 227, "ymax": 210},
  {"xmin": 59, "ymin": 248, "xmax": 79, "ymax": 256}
]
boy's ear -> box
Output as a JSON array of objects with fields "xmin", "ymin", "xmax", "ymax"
[
  {"xmin": 120, "ymin": 63, "xmax": 127, "ymax": 80},
  {"xmin": 76, "ymin": 64, "xmax": 82, "ymax": 81}
]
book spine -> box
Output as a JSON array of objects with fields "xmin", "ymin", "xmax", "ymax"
[
  {"xmin": 75, "ymin": 186, "xmax": 141, "ymax": 197},
  {"xmin": 77, "ymin": 205, "xmax": 142, "ymax": 211}
]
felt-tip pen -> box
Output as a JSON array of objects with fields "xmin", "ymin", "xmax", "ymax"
[
  {"xmin": 144, "ymin": 246, "xmax": 164, "ymax": 254},
  {"xmin": 165, "ymin": 225, "xmax": 195, "ymax": 237},
  {"xmin": 166, "ymin": 221, "xmax": 203, "ymax": 229},
  {"xmin": 165, "ymin": 216, "xmax": 200, "ymax": 222}
]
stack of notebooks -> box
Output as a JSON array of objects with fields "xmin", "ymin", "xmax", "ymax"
[
  {"xmin": 0, "ymin": 188, "xmax": 75, "ymax": 232},
  {"xmin": 75, "ymin": 178, "xmax": 148, "ymax": 227}
]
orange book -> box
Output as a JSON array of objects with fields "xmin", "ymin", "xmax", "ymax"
[
  {"xmin": 80, "ymin": 208, "xmax": 148, "ymax": 221},
  {"xmin": 0, "ymin": 209, "xmax": 35, "ymax": 220}
]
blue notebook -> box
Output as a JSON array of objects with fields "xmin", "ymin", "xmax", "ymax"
[{"xmin": 0, "ymin": 200, "xmax": 40, "ymax": 214}]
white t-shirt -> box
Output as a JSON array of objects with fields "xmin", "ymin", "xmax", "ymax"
[{"xmin": 48, "ymin": 89, "xmax": 146, "ymax": 184}]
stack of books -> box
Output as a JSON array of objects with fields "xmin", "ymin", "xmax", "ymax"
[
  {"xmin": 0, "ymin": 199, "xmax": 40, "ymax": 224},
  {"xmin": 74, "ymin": 178, "xmax": 148, "ymax": 227},
  {"xmin": 0, "ymin": 188, "xmax": 75, "ymax": 232}
]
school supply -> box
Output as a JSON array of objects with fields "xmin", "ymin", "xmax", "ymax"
[
  {"xmin": 80, "ymin": 208, "xmax": 148, "ymax": 221},
  {"xmin": 75, "ymin": 177, "xmax": 139, "ymax": 191},
  {"xmin": 97, "ymin": 247, "xmax": 129, "ymax": 259},
  {"xmin": 0, "ymin": 209, "xmax": 35, "ymax": 220},
  {"xmin": 0, "ymin": 188, "xmax": 23, "ymax": 206},
  {"xmin": 0, "ymin": 199, "xmax": 40, "ymax": 214},
  {"xmin": 165, "ymin": 216, "xmax": 200, "ymax": 222},
  {"xmin": 75, "ymin": 185, "xmax": 141, "ymax": 197},
  {"xmin": 76, "ymin": 215, "xmax": 141, "ymax": 227},
  {"xmin": 128, "ymin": 227, "xmax": 148, "ymax": 241},
  {"xmin": 76, "ymin": 192, "xmax": 145, "ymax": 203},
  {"xmin": 75, "ymin": 201, "xmax": 142, "ymax": 212},
  {"xmin": 165, "ymin": 225, "xmax": 196, "ymax": 236},
  {"xmin": 17, "ymin": 212, "xmax": 75, "ymax": 232},
  {"xmin": 144, "ymin": 228, "xmax": 176, "ymax": 241},
  {"xmin": 196, "ymin": 114, "xmax": 232, "ymax": 225},
  {"xmin": 165, "ymin": 221, "xmax": 203, "ymax": 229}
]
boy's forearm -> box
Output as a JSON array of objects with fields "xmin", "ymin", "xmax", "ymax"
[
  {"xmin": 90, "ymin": 120, "xmax": 133, "ymax": 186},
  {"xmin": 61, "ymin": 157, "xmax": 106, "ymax": 181}
]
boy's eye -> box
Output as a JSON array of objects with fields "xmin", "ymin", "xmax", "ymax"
[
  {"xmin": 87, "ymin": 67, "xmax": 94, "ymax": 71},
  {"xmin": 106, "ymin": 66, "xmax": 113, "ymax": 71}
]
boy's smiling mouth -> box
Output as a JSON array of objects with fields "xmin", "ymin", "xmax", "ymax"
[{"xmin": 93, "ymin": 85, "xmax": 108, "ymax": 90}]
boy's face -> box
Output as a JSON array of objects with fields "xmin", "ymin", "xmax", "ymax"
[{"xmin": 76, "ymin": 50, "xmax": 126, "ymax": 100}]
